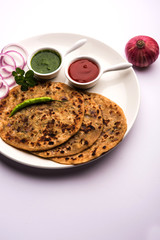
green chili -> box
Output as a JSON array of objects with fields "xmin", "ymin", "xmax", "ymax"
[{"xmin": 9, "ymin": 97, "xmax": 54, "ymax": 117}]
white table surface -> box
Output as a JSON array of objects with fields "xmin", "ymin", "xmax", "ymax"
[{"xmin": 0, "ymin": 0, "xmax": 160, "ymax": 240}]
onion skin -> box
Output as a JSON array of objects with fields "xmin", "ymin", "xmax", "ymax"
[{"xmin": 125, "ymin": 35, "xmax": 159, "ymax": 67}]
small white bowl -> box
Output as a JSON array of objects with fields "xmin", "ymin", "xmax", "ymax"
[
  {"xmin": 65, "ymin": 56, "xmax": 132, "ymax": 89},
  {"xmin": 65, "ymin": 56, "xmax": 101, "ymax": 89},
  {"xmin": 27, "ymin": 47, "xmax": 63, "ymax": 80}
]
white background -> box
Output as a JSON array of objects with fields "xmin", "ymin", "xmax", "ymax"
[{"xmin": 0, "ymin": 0, "xmax": 160, "ymax": 240}]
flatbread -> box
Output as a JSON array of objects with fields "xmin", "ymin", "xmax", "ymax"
[
  {"xmin": 49, "ymin": 93, "xmax": 127, "ymax": 165},
  {"xmin": 0, "ymin": 82, "xmax": 84, "ymax": 151},
  {"xmin": 32, "ymin": 93, "xmax": 103, "ymax": 157}
]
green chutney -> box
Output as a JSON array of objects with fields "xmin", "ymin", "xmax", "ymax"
[{"xmin": 31, "ymin": 49, "xmax": 61, "ymax": 74}]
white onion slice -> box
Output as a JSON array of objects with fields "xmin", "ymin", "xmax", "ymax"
[
  {"xmin": 2, "ymin": 50, "xmax": 26, "ymax": 70},
  {"xmin": 0, "ymin": 78, "xmax": 9, "ymax": 99},
  {"xmin": 0, "ymin": 43, "xmax": 28, "ymax": 99},
  {"xmin": 0, "ymin": 64, "xmax": 15, "ymax": 79},
  {"xmin": 0, "ymin": 75, "xmax": 3, "ymax": 88},
  {"xmin": 4, "ymin": 75, "xmax": 16, "ymax": 87},
  {"xmin": 0, "ymin": 53, "xmax": 16, "ymax": 78},
  {"xmin": 1, "ymin": 43, "xmax": 28, "ymax": 67}
]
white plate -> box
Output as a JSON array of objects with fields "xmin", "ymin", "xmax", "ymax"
[{"xmin": 0, "ymin": 33, "xmax": 140, "ymax": 169}]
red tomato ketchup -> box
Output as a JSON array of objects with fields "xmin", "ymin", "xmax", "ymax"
[{"xmin": 68, "ymin": 59, "xmax": 99, "ymax": 83}]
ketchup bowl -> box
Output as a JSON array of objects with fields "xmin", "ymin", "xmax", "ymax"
[
  {"xmin": 65, "ymin": 56, "xmax": 101, "ymax": 89},
  {"xmin": 65, "ymin": 56, "xmax": 132, "ymax": 89}
]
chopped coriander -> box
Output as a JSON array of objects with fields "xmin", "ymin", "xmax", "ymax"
[{"xmin": 12, "ymin": 68, "xmax": 37, "ymax": 91}]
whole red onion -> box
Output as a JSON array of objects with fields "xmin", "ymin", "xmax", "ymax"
[{"xmin": 125, "ymin": 35, "xmax": 159, "ymax": 67}]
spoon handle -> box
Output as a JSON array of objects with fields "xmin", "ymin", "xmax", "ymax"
[
  {"xmin": 64, "ymin": 39, "xmax": 87, "ymax": 56},
  {"xmin": 103, "ymin": 62, "xmax": 132, "ymax": 73}
]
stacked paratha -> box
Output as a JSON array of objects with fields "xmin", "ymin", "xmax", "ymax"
[
  {"xmin": 32, "ymin": 92, "xmax": 103, "ymax": 158},
  {"xmin": 49, "ymin": 93, "xmax": 127, "ymax": 165},
  {"xmin": 0, "ymin": 82, "xmax": 127, "ymax": 165}
]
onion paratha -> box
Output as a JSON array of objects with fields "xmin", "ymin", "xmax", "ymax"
[{"xmin": 0, "ymin": 82, "xmax": 84, "ymax": 151}]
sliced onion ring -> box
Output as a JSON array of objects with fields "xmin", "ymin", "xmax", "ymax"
[
  {"xmin": 0, "ymin": 75, "xmax": 3, "ymax": 88},
  {"xmin": 3, "ymin": 75, "xmax": 16, "ymax": 87},
  {"xmin": 0, "ymin": 43, "xmax": 28, "ymax": 99},
  {"xmin": 1, "ymin": 43, "xmax": 28, "ymax": 67},
  {"xmin": 0, "ymin": 76, "xmax": 9, "ymax": 99},
  {"xmin": 2, "ymin": 50, "xmax": 26, "ymax": 70},
  {"xmin": 0, "ymin": 64, "xmax": 15, "ymax": 79},
  {"xmin": 0, "ymin": 53, "xmax": 16, "ymax": 79},
  {"xmin": 0, "ymin": 65, "xmax": 16, "ymax": 86}
]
